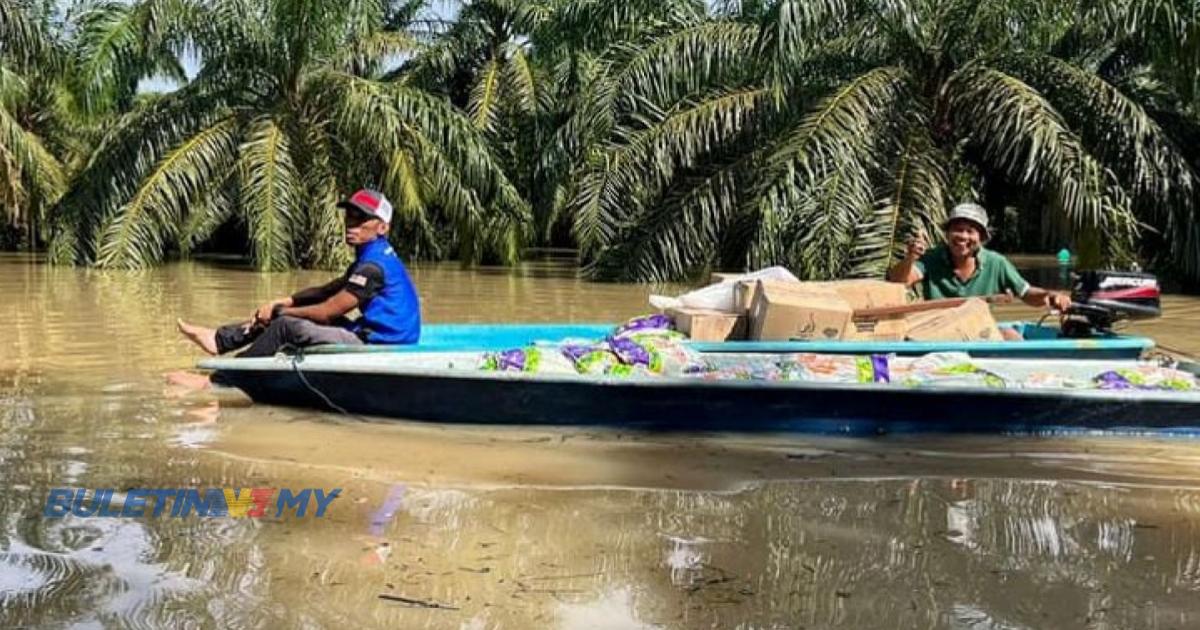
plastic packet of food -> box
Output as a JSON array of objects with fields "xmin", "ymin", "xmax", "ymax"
[
  {"xmin": 479, "ymin": 347, "xmax": 542, "ymax": 372},
  {"xmin": 613, "ymin": 314, "xmax": 675, "ymax": 338}
]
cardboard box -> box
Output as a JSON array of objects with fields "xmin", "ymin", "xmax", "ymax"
[
  {"xmin": 735, "ymin": 279, "xmax": 835, "ymax": 314},
  {"xmin": 814, "ymin": 280, "xmax": 909, "ymax": 310},
  {"xmin": 668, "ymin": 307, "xmax": 747, "ymax": 342},
  {"xmin": 902, "ymin": 308, "xmax": 944, "ymax": 331},
  {"xmin": 736, "ymin": 279, "xmax": 906, "ymax": 313},
  {"xmin": 748, "ymin": 280, "xmax": 852, "ymax": 341},
  {"xmin": 846, "ymin": 315, "xmax": 908, "ymax": 341},
  {"xmin": 904, "ymin": 298, "xmax": 1002, "ymax": 342}
]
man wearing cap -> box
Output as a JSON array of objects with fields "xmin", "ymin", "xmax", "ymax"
[
  {"xmin": 177, "ymin": 189, "xmax": 421, "ymax": 357},
  {"xmin": 887, "ymin": 203, "xmax": 1071, "ymax": 311}
]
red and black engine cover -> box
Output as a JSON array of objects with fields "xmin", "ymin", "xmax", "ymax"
[{"xmin": 1070, "ymin": 270, "xmax": 1162, "ymax": 323}]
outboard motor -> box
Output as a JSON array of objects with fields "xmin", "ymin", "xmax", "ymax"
[{"xmin": 1060, "ymin": 270, "xmax": 1162, "ymax": 337}]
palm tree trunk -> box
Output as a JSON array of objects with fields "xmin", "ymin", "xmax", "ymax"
[
  {"xmin": 26, "ymin": 203, "xmax": 36, "ymax": 253},
  {"xmin": 1075, "ymin": 226, "xmax": 1103, "ymax": 269}
]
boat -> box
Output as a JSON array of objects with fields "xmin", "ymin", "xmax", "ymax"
[
  {"xmin": 299, "ymin": 322, "xmax": 1155, "ymax": 359},
  {"xmin": 199, "ymin": 271, "xmax": 1186, "ymax": 433},
  {"xmin": 295, "ymin": 270, "xmax": 1164, "ymax": 360},
  {"xmin": 200, "ymin": 351, "xmax": 1200, "ymax": 434}
]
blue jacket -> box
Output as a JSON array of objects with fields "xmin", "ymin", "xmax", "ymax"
[{"xmin": 348, "ymin": 238, "xmax": 421, "ymax": 344}]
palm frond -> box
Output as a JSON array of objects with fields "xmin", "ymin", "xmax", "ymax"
[
  {"xmin": 50, "ymin": 81, "xmax": 228, "ymax": 264},
  {"xmin": 73, "ymin": 2, "xmax": 149, "ymax": 115},
  {"xmin": 380, "ymin": 143, "xmax": 448, "ymax": 261},
  {"xmin": 1001, "ymin": 53, "xmax": 1196, "ymax": 214},
  {"xmin": 747, "ymin": 66, "xmax": 909, "ymax": 271},
  {"xmin": 0, "ymin": 64, "xmax": 29, "ymax": 111},
  {"xmin": 186, "ymin": 0, "xmax": 269, "ymax": 77},
  {"xmin": 617, "ymin": 21, "xmax": 759, "ymax": 110},
  {"xmin": 270, "ymin": 0, "xmax": 357, "ymax": 71},
  {"xmin": 72, "ymin": 0, "xmax": 195, "ymax": 115},
  {"xmin": 756, "ymin": 0, "xmax": 852, "ymax": 90},
  {"xmin": 342, "ymin": 0, "xmax": 389, "ymax": 42},
  {"xmin": 388, "ymin": 20, "xmax": 469, "ymax": 88},
  {"xmin": 311, "ymin": 72, "xmax": 531, "ymax": 262},
  {"xmin": 854, "ymin": 123, "xmax": 948, "ymax": 275},
  {"xmin": 1093, "ymin": 0, "xmax": 1188, "ymax": 39},
  {"xmin": 0, "ymin": 0, "xmax": 49, "ymax": 67},
  {"xmin": 587, "ymin": 157, "xmax": 748, "ymax": 281},
  {"xmin": 384, "ymin": 145, "xmax": 425, "ymax": 218},
  {"xmin": 96, "ymin": 116, "xmax": 241, "ymax": 268},
  {"xmin": 503, "ymin": 43, "xmax": 537, "ymax": 116},
  {"xmin": 550, "ymin": 0, "xmax": 706, "ymax": 51},
  {"xmin": 291, "ymin": 119, "xmax": 350, "ymax": 269},
  {"xmin": 571, "ymin": 86, "xmax": 772, "ymax": 256},
  {"xmin": 787, "ymin": 160, "xmax": 876, "ymax": 279},
  {"xmin": 468, "ymin": 57, "xmax": 502, "ymax": 132},
  {"xmin": 946, "ymin": 63, "xmax": 1140, "ymax": 250},
  {"xmin": 0, "ymin": 100, "xmax": 67, "ymax": 226},
  {"xmin": 179, "ymin": 184, "xmax": 237, "ymax": 254},
  {"xmin": 541, "ymin": 56, "xmax": 620, "ymax": 183},
  {"xmin": 238, "ymin": 115, "xmax": 303, "ymax": 271},
  {"xmin": 333, "ymin": 29, "xmax": 420, "ymax": 77}
]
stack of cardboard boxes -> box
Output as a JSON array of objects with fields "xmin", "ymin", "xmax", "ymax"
[{"xmin": 665, "ymin": 273, "xmax": 1001, "ymax": 343}]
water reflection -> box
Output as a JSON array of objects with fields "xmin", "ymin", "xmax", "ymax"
[
  {"xmin": 235, "ymin": 479, "xmax": 1200, "ymax": 628},
  {"xmin": 2, "ymin": 253, "xmax": 1200, "ymax": 628}
]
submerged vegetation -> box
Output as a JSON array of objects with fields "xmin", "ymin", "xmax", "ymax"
[{"xmin": 2, "ymin": 0, "xmax": 1200, "ymax": 283}]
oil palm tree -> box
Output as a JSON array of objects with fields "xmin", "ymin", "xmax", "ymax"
[
  {"xmin": 399, "ymin": 0, "xmax": 550, "ymax": 243},
  {"xmin": 1085, "ymin": 0, "xmax": 1200, "ymax": 280},
  {"xmin": 562, "ymin": 0, "xmax": 1199, "ymax": 282},
  {"xmin": 400, "ymin": 0, "xmax": 707, "ymax": 239},
  {"xmin": 51, "ymin": 0, "xmax": 530, "ymax": 270},
  {"xmin": 532, "ymin": 0, "xmax": 711, "ymax": 239},
  {"xmin": 70, "ymin": 0, "xmax": 190, "ymax": 117},
  {"xmin": 1, "ymin": 0, "xmax": 69, "ymax": 244}
]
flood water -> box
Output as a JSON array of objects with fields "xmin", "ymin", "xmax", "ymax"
[{"xmin": 4, "ymin": 252, "xmax": 1200, "ymax": 629}]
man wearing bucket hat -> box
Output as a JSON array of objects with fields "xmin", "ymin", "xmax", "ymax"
[
  {"xmin": 887, "ymin": 202, "xmax": 1071, "ymax": 311},
  {"xmin": 177, "ymin": 189, "xmax": 422, "ymax": 357}
]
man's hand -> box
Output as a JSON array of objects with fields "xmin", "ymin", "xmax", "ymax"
[
  {"xmin": 1045, "ymin": 292, "xmax": 1072, "ymax": 312},
  {"xmin": 905, "ymin": 232, "xmax": 927, "ymax": 262},
  {"xmin": 1020, "ymin": 287, "xmax": 1071, "ymax": 311},
  {"xmin": 888, "ymin": 230, "xmax": 928, "ymax": 285},
  {"xmin": 254, "ymin": 298, "xmax": 293, "ymax": 325}
]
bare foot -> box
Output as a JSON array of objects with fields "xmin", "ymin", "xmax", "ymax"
[{"xmin": 177, "ymin": 319, "xmax": 219, "ymax": 355}]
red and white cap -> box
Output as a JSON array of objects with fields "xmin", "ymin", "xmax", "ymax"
[{"xmin": 338, "ymin": 189, "xmax": 393, "ymax": 224}]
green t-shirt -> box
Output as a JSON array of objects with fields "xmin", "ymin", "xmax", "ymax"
[{"xmin": 914, "ymin": 245, "xmax": 1030, "ymax": 300}]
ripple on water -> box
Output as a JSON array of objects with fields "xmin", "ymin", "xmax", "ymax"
[
  {"xmin": 7, "ymin": 256, "xmax": 1200, "ymax": 627},
  {"xmin": 0, "ymin": 548, "xmax": 103, "ymax": 622},
  {"xmin": 0, "ymin": 513, "xmax": 243, "ymax": 627}
]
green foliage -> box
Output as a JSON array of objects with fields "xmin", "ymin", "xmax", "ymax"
[
  {"xmin": 7, "ymin": 0, "xmax": 1200, "ymax": 286},
  {"xmin": 48, "ymin": 0, "xmax": 530, "ymax": 270},
  {"xmin": 1, "ymin": 0, "xmax": 69, "ymax": 237},
  {"xmin": 556, "ymin": 0, "xmax": 1200, "ymax": 281}
]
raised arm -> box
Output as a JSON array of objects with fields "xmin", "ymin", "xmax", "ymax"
[{"xmin": 887, "ymin": 234, "xmax": 927, "ymax": 286}]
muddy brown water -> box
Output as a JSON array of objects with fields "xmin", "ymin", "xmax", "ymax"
[{"xmin": 3, "ymin": 252, "xmax": 1200, "ymax": 628}]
